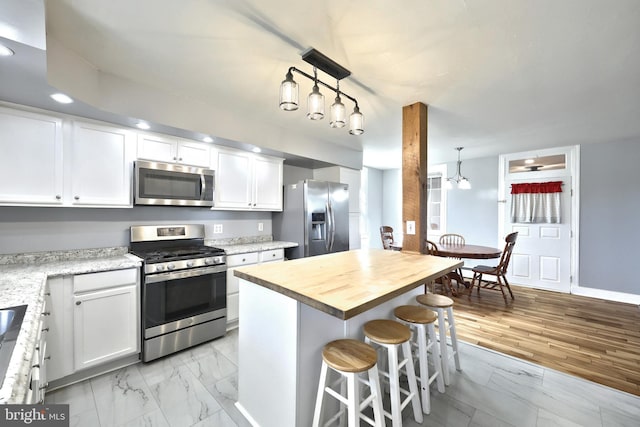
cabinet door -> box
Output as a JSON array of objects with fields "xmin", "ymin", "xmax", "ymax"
[
  {"xmin": 0, "ymin": 107, "xmax": 64, "ymax": 205},
  {"xmin": 70, "ymin": 122, "xmax": 135, "ymax": 207},
  {"xmin": 137, "ymin": 133, "xmax": 177, "ymax": 162},
  {"xmin": 253, "ymin": 156, "xmax": 283, "ymax": 211},
  {"xmin": 73, "ymin": 284, "xmax": 139, "ymax": 371},
  {"xmin": 226, "ymin": 252, "xmax": 259, "ymax": 323},
  {"xmin": 177, "ymin": 140, "xmax": 211, "ymax": 167},
  {"xmin": 215, "ymin": 149, "xmax": 253, "ymax": 209}
]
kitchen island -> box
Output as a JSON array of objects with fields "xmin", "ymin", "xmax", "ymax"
[{"xmin": 233, "ymin": 249, "xmax": 462, "ymax": 427}]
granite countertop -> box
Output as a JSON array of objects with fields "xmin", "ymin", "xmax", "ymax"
[
  {"xmin": 234, "ymin": 249, "xmax": 462, "ymax": 320},
  {"xmin": 204, "ymin": 236, "xmax": 298, "ymax": 255},
  {"xmin": 0, "ymin": 248, "xmax": 141, "ymax": 404}
]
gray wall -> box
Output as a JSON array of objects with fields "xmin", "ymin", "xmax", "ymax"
[
  {"xmin": 283, "ymin": 164, "xmax": 314, "ymax": 186},
  {"xmin": 445, "ymin": 156, "xmax": 500, "ymax": 247},
  {"xmin": 580, "ymin": 140, "xmax": 640, "ymax": 294},
  {"xmin": 0, "ymin": 206, "xmax": 270, "ymax": 254},
  {"xmin": 381, "ymin": 169, "xmax": 403, "ymax": 244},
  {"xmin": 364, "ymin": 167, "xmax": 383, "ymax": 249}
]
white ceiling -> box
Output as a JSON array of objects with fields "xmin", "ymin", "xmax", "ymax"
[{"xmin": 2, "ymin": 0, "xmax": 640, "ymax": 169}]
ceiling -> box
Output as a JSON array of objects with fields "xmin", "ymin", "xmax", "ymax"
[{"xmin": 2, "ymin": 0, "xmax": 640, "ymax": 169}]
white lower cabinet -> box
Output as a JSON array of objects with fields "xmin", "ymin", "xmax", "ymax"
[
  {"xmin": 47, "ymin": 268, "xmax": 140, "ymax": 382},
  {"xmin": 226, "ymin": 249, "xmax": 284, "ymax": 324}
]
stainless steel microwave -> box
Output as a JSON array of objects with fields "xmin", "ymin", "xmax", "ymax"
[{"xmin": 134, "ymin": 160, "xmax": 214, "ymax": 207}]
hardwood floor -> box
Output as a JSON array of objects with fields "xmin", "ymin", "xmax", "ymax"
[{"xmin": 449, "ymin": 284, "xmax": 640, "ymax": 396}]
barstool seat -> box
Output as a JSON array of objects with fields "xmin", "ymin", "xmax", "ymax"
[
  {"xmin": 313, "ymin": 339, "xmax": 384, "ymax": 427},
  {"xmin": 416, "ymin": 294, "xmax": 461, "ymax": 386},
  {"xmin": 363, "ymin": 319, "xmax": 423, "ymax": 427},
  {"xmin": 394, "ymin": 305, "xmax": 445, "ymax": 415}
]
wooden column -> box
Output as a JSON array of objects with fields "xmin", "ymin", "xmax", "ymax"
[{"xmin": 402, "ymin": 102, "xmax": 428, "ymax": 253}]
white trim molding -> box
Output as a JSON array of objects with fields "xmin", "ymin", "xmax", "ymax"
[{"xmin": 570, "ymin": 285, "xmax": 640, "ymax": 306}]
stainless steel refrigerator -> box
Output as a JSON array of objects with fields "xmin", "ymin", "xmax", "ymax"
[{"xmin": 273, "ymin": 180, "xmax": 349, "ymax": 259}]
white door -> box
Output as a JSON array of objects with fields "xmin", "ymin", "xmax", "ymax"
[{"xmin": 499, "ymin": 146, "xmax": 578, "ymax": 293}]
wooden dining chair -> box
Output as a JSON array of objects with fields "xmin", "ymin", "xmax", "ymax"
[
  {"xmin": 469, "ymin": 232, "xmax": 519, "ymax": 303},
  {"xmin": 439, "ymin": 234, "xmax": 465, "ymax": 246},
  {"xmin": 438, "ymin": 234, "xmax": 466, "ymax": 292},
  {"xmin": 425, "ymin": 240, "xmax": 454, "ymax": 295},
  {"xmin": 380, "ymin": 226, "xmax": 395, "ymax": 250}
]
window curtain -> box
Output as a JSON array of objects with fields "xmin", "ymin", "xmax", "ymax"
[{"xmin": 510, "ymin": 181, "xmax": 562, "ymax": 223}]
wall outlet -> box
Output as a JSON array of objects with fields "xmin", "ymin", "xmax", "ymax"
[
  {"xmin": 406, "ymin": 221, "xmax": 416, "ymax": 235},
  {"xmin": 258, "ymin": 222, "xmax": 264, "ymax": 232},
  {"xmin": 213, "ymin": 224, "xmax": 223, "ymax": 234}
]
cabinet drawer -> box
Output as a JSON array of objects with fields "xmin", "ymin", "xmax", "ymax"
[
  {"xmin": 227, "ymin": 252, "xmax": 259, "ymax": 267},
  {"xmin": 260, "ymin": 249, "xmax": 284, "ymax": 263},
  {"xmin": 74, "ymin": 268, "xmax": 138, "ymax": 293}
]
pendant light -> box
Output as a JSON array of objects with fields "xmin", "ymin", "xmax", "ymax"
[
  {"xmin": 445, "ymin": 147, "xmax": 471, "ymax": 190},
  {"xmin": 349, "ymin": 105, "xmax": 364, "ymax": 135},
  {"xmin": 330, "ymin": 81, "xmax": 346, "ymax": 128},
  {"xmin": 279, "ymin": 69, "xmax": 299, "ymax": 111},
  {"xmin": 279, "ymin": 48, "xmax": 364, "ymax": 135},
  {"xmin": 306, "ymin": 68, "xmax": 324, "ymax": 120}
]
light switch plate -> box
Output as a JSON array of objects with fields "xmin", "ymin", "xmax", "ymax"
[
  {"xmin": 406, "ymin": 221, "xmax": 416, "ymax": 235},
  {"xmin": 258, "ymin": 222, "xmax": 264, "ymax": 231},
  {"xmin": 213, "ymin": 224, "xmax": 223, "ymax": 234}
]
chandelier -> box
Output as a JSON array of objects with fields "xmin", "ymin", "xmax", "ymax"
[
  {"xmin": 279, "ymin": 48, "xmax": 363, "ymax": 135},
  {"xmin": 445, "ymin": 147, "xmax": 471, "ymax": 190}
]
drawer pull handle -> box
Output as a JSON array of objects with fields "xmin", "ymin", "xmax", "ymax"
[
  {"xmin": 42, "ymin": 311, "xmax": 51, "ymax": 316},
  {"xmin": 41, "ymin": 327, "xmax": 49, "ymax": 332},
  {"xmin": 76, "ymin": 301, "xmax": 82, "ymax": 305},
  {"xmin": 39, "ymin": 383, "xmax": 49, "ymax": 390},
  {"xmin": 44, "ymin": 356, "xmax": 51, "ymax": 361}
]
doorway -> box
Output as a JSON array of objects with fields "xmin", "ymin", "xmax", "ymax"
[{"xmin": 498, "ymin": 146, "xmax": 579, "ymax": 293}]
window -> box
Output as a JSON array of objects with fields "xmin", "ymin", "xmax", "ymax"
[{"xmin": 427, "ymin": 164, "xmax": 447, "ymax": 235}]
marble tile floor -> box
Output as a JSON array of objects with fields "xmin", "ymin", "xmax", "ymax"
[{"xmin": 46, "ymin": 328, "xmax": 640, "ymax": 427}]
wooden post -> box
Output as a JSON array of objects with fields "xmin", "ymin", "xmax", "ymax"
[{"xmin": 402, "ymin": 102, "xmax": 428, "ymax": 253}]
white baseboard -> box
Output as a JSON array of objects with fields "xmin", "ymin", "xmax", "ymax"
[{"xmin": 570, "ymin": 285, "xmax": 640, "ymax": 306}]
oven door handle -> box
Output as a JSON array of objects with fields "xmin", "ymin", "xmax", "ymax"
[{"xmin": 145, "ymin": 265, "xmax": 226, "ymax": 283}]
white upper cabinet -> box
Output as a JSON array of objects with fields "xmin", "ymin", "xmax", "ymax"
[
  {"xmin": 215, "ymin": 148, "xmax": 283, "ymax": 211},
  {"xmin": 0, "ymin": 107, "xmax": 64, "ymax": 205},
  {"xmin": 137, "ymin": 133, "xmax": 211, "ymax": 168},
  {"xmin": 70, "ymin": 121, "xmax": 136, "ymax": 207}
]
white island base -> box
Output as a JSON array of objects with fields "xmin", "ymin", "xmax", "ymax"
[{"xmin": 235, "ymin": 278, "xmax": 426, "ymax": 427}]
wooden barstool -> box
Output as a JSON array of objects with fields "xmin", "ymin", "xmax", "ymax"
[
  {"xmin": 394, "ymin": 305, "xmax": 445, "ymax": 414},
  {"xmin": 312, "ymin": 339, "xmax": 384, "ymax": 427},
  {"xmin": 416, "ymin": 294, "xmax": 461, "ymax": 386},
  {"xmin": 363, "ymin": 319, "xmax": 423, "ymax": 427}
]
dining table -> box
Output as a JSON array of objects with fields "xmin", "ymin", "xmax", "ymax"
[{"xmin": 433, "ymin": 242, "xmax": 502, "ymax": 294}]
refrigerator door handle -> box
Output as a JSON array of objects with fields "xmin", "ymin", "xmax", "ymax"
[
  {"xmin": 325, "ymin": 202, "xmax": 331, "ymax": 252},
  {"xmin": 328, "ymin": 201, "xmax": 335, "ymax": 251}
]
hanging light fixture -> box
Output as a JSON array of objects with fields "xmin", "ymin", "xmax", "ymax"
[
  {"xmin": 330, "ymin": 81, "xmax": 346, "ymax": 128},
  {"xmin": 307, "ymin": 68, "xmax": 324, "ymax": 120},
  {"xmin": 279, "ymin": 69, "xmax": 298, "ymax": 111},
  {"xmin": 445, "ymin": 147, "xmax": 471, "ymax": 190},
  {"xmin": 279, "ymin": 48, "xmax": 364, "ymax": 135}
]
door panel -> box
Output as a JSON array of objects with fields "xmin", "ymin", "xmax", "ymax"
[{"xmin": 505, "ymin": 176, "xmax": 571, "ymax": 292}]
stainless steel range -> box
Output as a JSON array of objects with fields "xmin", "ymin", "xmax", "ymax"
[{"xmin": 129, "ymin": 224, "xmax": 226, "ymax": 362}]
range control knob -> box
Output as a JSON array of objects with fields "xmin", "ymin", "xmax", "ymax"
[
  {"xmin": 204, "ymin": 258, "xmax": 213, "ymax": 265},
  {"xmin": 167, "ymin": 263, "xmax": 175, "ymax": 270},
  {"xmin": 155, "ymin": 264, "xmax": 165, "ymax": 272},
  {"xmin": 186, "ymin": 261, "xmax": 195, "ymax": 268}
]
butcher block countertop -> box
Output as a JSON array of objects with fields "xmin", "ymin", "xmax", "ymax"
[{"xmin": 233, "ymin": 249, "xmax": 462, "ymax": 320}]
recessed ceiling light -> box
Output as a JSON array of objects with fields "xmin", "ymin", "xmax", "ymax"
[
  {"xmin": 136, "ymin": 121, "xmax": 150, "ymax": 130},
  {"xmin": 50, "ymin": 93, "xmax": 74, "ymax": 104},
  {"xmin": 203, "ymin": 136, "xmax": 213, "ymax": 143},
  {"xmin": 252, "ymin": 147, "xmax": 262, "ymax": 153},
  {"xmin": 0, "ymin": 44, "xmax": 14, "ymax": 57}
]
